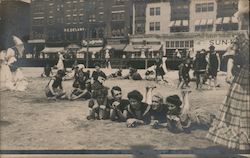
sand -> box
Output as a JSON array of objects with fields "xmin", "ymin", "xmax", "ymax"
[{"xmin": 0, "ymin": 68, "xmax": 230, "ymax": 151}]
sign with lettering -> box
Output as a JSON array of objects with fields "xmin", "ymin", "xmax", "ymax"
[
  {"xmin": 82, "ymin": 39, "xmax": 103, "ymax": 46},
  {"xmin": 64, "ymin": 27, "xmax": 85, "ymax": 32},
  {"xmin": 194, "ymin": 38, "xmax": 234, "ymax": 52}
]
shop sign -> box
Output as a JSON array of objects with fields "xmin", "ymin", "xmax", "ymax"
[
  {"xmin": 194, "ymin": 38, "xmax": 234, "ymax": 52},
  {"xmin": 82, "ymin": 39, "xmax": 103, "ymax": 46},
  {"xmin": 64, "ymin": 27, "xmax": 85, "ymax": 32}
]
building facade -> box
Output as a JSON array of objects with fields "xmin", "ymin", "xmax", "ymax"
[{"xmin": 0, "ymin": 0, "xmax": 30, "ymax": 50}]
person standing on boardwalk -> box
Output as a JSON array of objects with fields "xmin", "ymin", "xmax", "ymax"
[
  {"xmin": 206, "ymin": 45, "xmax": 220, "ymax": 90},
  {"xmin": 207, "ymin": 0, "xmax": 249, "ymax": 150}
]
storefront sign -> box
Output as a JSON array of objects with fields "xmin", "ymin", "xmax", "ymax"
[
  {"xmin": 64, "ymin": 27, "xmax": 85, "ymax": 32},
  {"xmin": 194, "ymin": 38, "xmax": 234, "ymax": 52},
  {"xmin": 82, "ymin": 39, "xmax": 103, "ymax": 46}
]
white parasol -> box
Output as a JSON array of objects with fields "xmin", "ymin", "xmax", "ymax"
[{"xmin": 12, "ymin": 35, "xmax": 24, "ymax": 57}]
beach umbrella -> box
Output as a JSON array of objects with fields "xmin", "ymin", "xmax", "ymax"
[{"xmin": 12, "ymin": 35, "xmax": 24, "ymax": 57}]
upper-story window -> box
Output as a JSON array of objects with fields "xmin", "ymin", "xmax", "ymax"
[
  {"xmin": 150, "ymin": 7, "xmax": 160, "ymax": 16},
  {"xmin": 149, "ymin": 22, "xmax": 160, "ymax": 31},
  {"xmin": 114, "ymin": 0, "xmax": 126, "ymax": 6},
  {"xmin": 196, "ymin": 3, "xmax": 214, "ymax": 12}
]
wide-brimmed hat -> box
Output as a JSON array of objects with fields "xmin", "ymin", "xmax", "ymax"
[{"xmin": 77, "ymin": 64, "xmax": 85, "ymax": 70}]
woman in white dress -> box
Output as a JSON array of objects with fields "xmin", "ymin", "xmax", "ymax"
[
  {"xmin": 0, "ymin": 48, "xmax": 28, "ymax": 91},
  {"xmin": 56, "ymin": 52, "xmax": 65, "ymax": 70}
]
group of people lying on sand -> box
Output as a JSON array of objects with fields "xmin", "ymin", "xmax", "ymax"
[{"xmin": 44, "ymin": 62, "xmax": 213, "ymax": 133}]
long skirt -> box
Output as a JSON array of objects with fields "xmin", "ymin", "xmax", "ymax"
[{"xmin": 207, "ymin": 66, "xmax": 250, "ymax": 150}]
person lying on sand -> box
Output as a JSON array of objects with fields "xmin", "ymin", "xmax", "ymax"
[
  {"xmin": 123, "ymin": 67, "xmax": 142, "ymax": 80},
  {"xmin": 108, "ymin": 86, "xmax": 129, "ymax": 122},
  {"xmin": 45, "ymin": 70, "xmax": 66, "ymax": 100},
  {"xmin": 108, "ymin": 68, "xmax": 123, "ymax": 79},
  {"xmin": 125, "ymin": 90, "xmax": 151, "ymax": 128}
]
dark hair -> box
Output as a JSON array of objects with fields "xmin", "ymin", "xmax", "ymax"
[
  {"xmin": 111, "ymin": 86, "xmax": 122, "ymax": 96},
  {"xmin": 209, "ymin": 45, "xmax": 215, "ymax": 51},
  {"xmin": 57, "ymin": 70, "xmax": 65, "ymax": 76},
  {"xmin": 127, "ymin": 90, "xmax": 143, "ymax": 102}
]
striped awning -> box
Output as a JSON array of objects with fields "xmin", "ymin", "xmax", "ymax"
[
  {"xmin": 105, "ymin": 44, "xmax": 126, "ymax": 50},
  {"xmin": 216, "ymin": 17, "xmax": 223, "ymax": 24},
  {"xmin": 78, "ymin": 47, "xmax": 103, "ymax": 53},
  {"xmin": 175, "ymin": 20, "xmax": 181, "ymax": 26},
  {"xmin": 41, "ymin": 47, "xmax": 65, "ymax": 54},
  {"xmin": 169, "ymin": 21, "xmax": 175, "ymax": 27},
  {"xmin": 195, "ymin": 19, "xmax": 201, "ymax": 25},
  {"xmin": 124, "ymin": 45, "xmax": 162, "ymax": 52},
  {"xmin": 231, "ymin": 16, "xmax": 238, "ymax": 23},
  {"xmin": 200, "ymin": 19, "xmax": 207, "ymax": 25},
  {"xmin": 223, "ymin": 17, "xmax": 230, "ymax": 24},
  {"xmin": 207, "ymin": 19, "xmax": 214, "ymax": 25},
  {"xmin": 182, "ymin": 20, "xmax": 189, "ymax": 26}
]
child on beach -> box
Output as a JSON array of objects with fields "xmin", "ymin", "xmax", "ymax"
[
  {"xmin": 178, "ymin": 59, "xmax": 191, "ymax": 89},
  {"xmin": 45, "ymin": 70, "xmax": 66, "ymax": 100},
  {"xmin": 91, "ymin": 62, "xmax": 107, "ymax": 83}
]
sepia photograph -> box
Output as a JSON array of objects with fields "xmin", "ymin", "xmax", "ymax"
[{"xmin": 0, "ymin": 0, "xmax": 249, "ymax": 157}]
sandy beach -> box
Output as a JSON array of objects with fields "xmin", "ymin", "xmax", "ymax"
[{"xmin": 0, "ymin": 68, "xmax": 230, "ymax": 151}]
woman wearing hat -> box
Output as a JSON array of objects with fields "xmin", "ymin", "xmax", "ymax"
[{"xmin": 207, "ymin": 0, "xmax": 249, "ymax": 150}]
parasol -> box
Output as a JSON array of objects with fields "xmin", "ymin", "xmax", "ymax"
[{"xmin": 12, "ymin": 35, "xmax": 24, "ymax": 57}]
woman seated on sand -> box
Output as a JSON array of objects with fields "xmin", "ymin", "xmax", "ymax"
[
  {"xmin": 68, "ymin": 64, "xmax": 91, "ymax": 101},
  {"xmin": 45, "ymin": 70, "xmax": 67, "ymax": 100}
]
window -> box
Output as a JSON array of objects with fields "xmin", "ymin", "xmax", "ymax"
[
  {"xmin": 150, "ymin": 7, "xmax": 160, "ymax": 16},
  {"xmin": 207, "ymin": 3, "xmax": 214, "ymax": 11},
  {"xmin": 149, "ymin": 22, "xmax": 160, "ymax": 31},
  {"xmin": 166, "ymin": 41, "xmax": 170, "ymax": 48},
  {"xmin": 180, "ymin": 41, "xmax": 184, "ymax": 47},
  {"xmin": 175, "ymin": 41, "xmax": 179, "ymax": 47},
  {"xmin": 196, "ymin": 3, "xmax": 214, "ymax": 12},
  {"xmin": 155, "ymin": 22, "xmax": 160, "ymax": 31},
  {"xmin": 170, "ymin": 41, "xmax": 174, "ymax": 47},
  {"xmin": 149, "ymin": 22, "xmax": 154, "ymax": 31},
  {"xmin": 150, "ymin": 8, "xmax": 154, "ymax": 16},
  {"xmin": 155, "ymin": 7, "xmax": 160, "ymax": 15},
  {"xmin": 112, "ymin": 12, "xmax": 125, "ymax": 21},
  {"xmin": 114, "ymin": 0, "xmax": 126, "ymax": 6}
]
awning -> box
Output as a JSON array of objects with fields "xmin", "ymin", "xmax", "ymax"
[
  {"xmin": 28, "ymin": 39, "xmax": 45, "ymax": 44},
  {"xmin": 41, "ymin": 47, "xmax": 65, "ymax": 53},
  {"xmin": 124, "ymin": 45, "xmax": 162, "ymax": 52},
  {"xmin": 105, "ymin": 44, "xmax": 126, "ymax": 50},
  {"xmin": 175, "ymin": 20, "xmax": 181, "ymax": 26},
  {"xmin": 195, "ymin": 19, "xmax": 201, "ymax": 25},
  {"xmin": 200, "ymin": 19, "xmax": 207, "ymax": 25},
  {"xmin": 207, "ymin": 19, "xmax": 214, "ymax": 25},
  {"xmin": 169, "ymin": 21, "xmax": 175, "ymax": 27},
  {"xmin": 231, "ymin": 16, "xmax": 238, "ymax": 23},
  {"xmin": 182, "ymin": 20, "xmax": 189, "ymax": 26},
  {"xmin": 216, "ymin": 17, "xmax": 223, "ymax": 24},
  {"xmin": 223, "ymin": 17, "xmax": 230, "ymax": 24},
  {"xmin": 66, "ymin": 44, "xmax": 81, "ymax": 49},
  {"xmin": 78, "ymin": 47, "xmax": 103, "ymax": 53}
]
